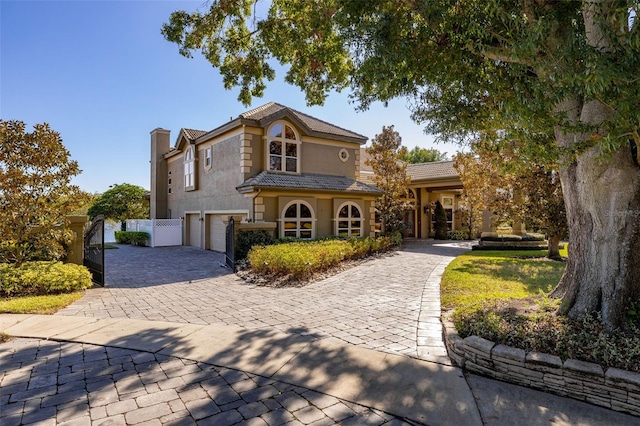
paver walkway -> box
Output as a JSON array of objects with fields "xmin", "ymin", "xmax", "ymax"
[
  {"xmin": 56, "ymin": 241, "xmax": 471, "ymax": 364},
  {"xmin": 0, "ymin": 335, "xmax": 416, "ymax": 426}
]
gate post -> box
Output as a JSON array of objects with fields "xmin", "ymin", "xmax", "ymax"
[{"xmin": 65, "ymin": 215, "xmax": 88, "ymax": 265}]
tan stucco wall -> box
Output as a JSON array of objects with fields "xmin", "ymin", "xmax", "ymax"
[
  {"xmin": 166, "ymin": 134, "xmax": 250, "ymax": 221},
  {"xmin": 300, "ymin": 143, "xmax": 358, "ymax": 177}
]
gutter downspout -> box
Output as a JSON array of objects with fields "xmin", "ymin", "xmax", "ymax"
[{"xmin": 250, "ymin": 189, "xmax": 262, "ymax": 222}]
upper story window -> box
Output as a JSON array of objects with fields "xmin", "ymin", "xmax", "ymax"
[
  {"xmin": 336, "ymin": 202, "xmax": 362, "ymax": 237},
  {"xmin": 204, "ymin": 146, "xmax": 212, "ymax": 170},
  {"xmin": 184, "ymin": 145, "xmax": 195, "ymax": 190},
  {"xmin": 268, "ymin": 122, "xmax": 300, "ymax": 173}
]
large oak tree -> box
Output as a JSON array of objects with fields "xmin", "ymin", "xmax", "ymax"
[{"xmin": 163, "ymin": 1, "xmax": 640, "ymax": 330}]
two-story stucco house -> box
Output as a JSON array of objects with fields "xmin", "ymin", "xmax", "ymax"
[{"xmin": 149, "ymin": 102, "xmax": 383, "ymax": 251}]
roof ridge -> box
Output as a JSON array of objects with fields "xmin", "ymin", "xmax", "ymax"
[
  {"xmin": 407, "ymin": 160, "xmax": 454, "ymax": 167},
  {"xmin": 239, "ymin": 102, "xmax": 279, "ymax": 119},
  {"xmin": 287, "ymin": 106, "xmax": 368, "ymax": 140}
]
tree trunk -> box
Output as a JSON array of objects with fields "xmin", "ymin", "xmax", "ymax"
[
  {"xmin": 551, "ymin": 102, "xmax": 640, "ymax": 331},
  {"xmin": 547, "ymin": 234, "xmax": 562, "ymax": 260}
]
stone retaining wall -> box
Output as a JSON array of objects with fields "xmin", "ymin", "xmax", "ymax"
[{"xmin": 442, "ymin": 319, "xmax": 640, "ymax": 417}]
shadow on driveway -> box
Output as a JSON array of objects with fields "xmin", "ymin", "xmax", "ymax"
[{"xmin": 104, "ymin": 244, "xmax": 232, "ymax": 288}]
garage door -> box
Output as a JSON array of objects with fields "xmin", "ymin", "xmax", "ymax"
[
  {"xmin": 208, "ymin": 215, "xmax": 226, "ymax": 252},
  {"xmin": 187, "ymin": 214, "xmax": 200, "ymax": 247}
]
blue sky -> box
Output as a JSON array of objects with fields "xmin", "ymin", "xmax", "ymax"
[{"xmin": 2, "ymin": 0, "xmax": 459, "ymax": 194}]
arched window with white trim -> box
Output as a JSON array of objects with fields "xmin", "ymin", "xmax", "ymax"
[
  {"xmin": 336, "ymin": 202, "xmax": 362, "ymax": 237},
  {"xmin": 281, "ymin": 201, "xmax": 314, "ymax": 239},
  {"xmin": 268, "ymin": 122, "xmax": 300, "ymax": 173},
  {"xmin": 184, "ymin": 145, "xmax": 195, "ymax": 190}
]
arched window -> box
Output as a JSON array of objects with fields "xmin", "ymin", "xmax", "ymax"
[
  {"xmin": 336, "ymin": 202, "xmax": 362, "ymax": 237},
  {"xmin": 184, "ymin": 145, "xmax": 195, "ymax": 189},
  {"xmin": 268, "ymin": 122, "xmax": 300, "ymax": 173},
  {"xmin": 282, "ymin": 201, "xmax": 314, "ymax": 239}
]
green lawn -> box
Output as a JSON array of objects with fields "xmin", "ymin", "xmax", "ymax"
[
  {"xmin": 0, "ymin": 292, "xmax": 85, "ymax": 314},
  {"xmin": 441, "ymin": 249, "xmax": 567, "ymax": 311}
]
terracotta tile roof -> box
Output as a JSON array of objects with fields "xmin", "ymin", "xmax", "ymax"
[
  {"xmin": 241, "ymin": 102, "xmax": 367, "ymax": 141},
  {"xmin": 182, "ymin": 128, "xmax": 208, "ymax": 141},
  {"xmin": 236, "ymin": 171, "xmax": 382, "ymax": 194},
  {"xmin": 407, "ymin": 161, "xmax": 459, "ymax": 180}
]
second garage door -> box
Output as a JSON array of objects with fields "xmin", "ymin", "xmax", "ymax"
[{"xmin": 207, "ymin": 215, "xmax": 227, "ymax": 252}]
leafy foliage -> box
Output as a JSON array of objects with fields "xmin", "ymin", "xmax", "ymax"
[
  {"xmin": 0, "ymin": 120, "xmax": 86, "ymax": 265},
  {"xmin": 453, "ymin": 303, "xmax": 640, "ymax": 373},
  {"xmin": 365, "ymin": 126, "xmax": 413, "ymax": 234},
  {"xmin": 163, "ymin": 1, "xmax": 640, "ymax": 329},
  {"xmin": 248, "ymin": 236, "xmax": 397, "ymax": 279},
  {"xmin": 0, "ymin": 261, "xmax": 92, "ymax": 296},
  {"xmin": 453, "ymin": 141, "xmax": 567, "ymax": 258},
  {"xmin": 236, "ymin": 230, "xmax": 277, "ymax": 260},
  {"xmin": 114, "ymin": 231, "xmax": 150, "ymax": 246},
  {"xmin": 433, "ymin": 201, "xmax": 448, "ymax": 240},
  {"xmin": 88, "ymin": 183, "xmax": 149, "ymax": 228},
  {"xmin": 402, "ymin": 147, "xmax": 447, "ymax": 164}
]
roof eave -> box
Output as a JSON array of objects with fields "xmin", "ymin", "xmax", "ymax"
[{"xmin": 236, "ymin": 184, "xmax": 382, "ymax": 196}]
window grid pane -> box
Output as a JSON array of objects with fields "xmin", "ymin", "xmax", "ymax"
[{"xmin": 282, "ymin": 202, "xmax": 313, "ymax": 239}]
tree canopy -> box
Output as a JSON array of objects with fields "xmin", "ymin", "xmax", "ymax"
[
  {"xmin": 454, "ymin": 140, "xmax": 567, "ymax": 258},
  {"xmin": 0, "ymin": 120, "xmax": 86, "ymax": 265},
  {"xmin": 163, "ymin": 1, "xmax": 640, "ymax": 330},
  {"xmin": 402, "ymin": 147, "xmax": 448, "ymax": 164},
  {"xmin": 365, "ymin": 126, "xmax": 412, "ymax": 234},
  {"xmin": 88, "ymin": 183, "xmax": 149, "ymax": 228}
]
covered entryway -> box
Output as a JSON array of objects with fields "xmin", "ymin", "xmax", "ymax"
[{"xmin": 185, "ymin": 213, "xmax": 201, "ymax": 247}]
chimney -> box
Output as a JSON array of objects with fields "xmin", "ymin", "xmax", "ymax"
[{"xmin": 150, "ymin": 128, "xmax": 171, "ymax": 219}]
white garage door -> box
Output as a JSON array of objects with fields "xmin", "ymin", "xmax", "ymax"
[
  {"xmin": 208, "ymin": 215, "xmax": 226, "ymax": 252},
  {"xmin": 187, "ymin": 214, "xmax": 200, "ymax": 247}
]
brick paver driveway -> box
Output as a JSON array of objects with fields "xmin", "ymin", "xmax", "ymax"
[{"xmin": 57, "ymin": 241, "xmax": 472, "ymax": 361}]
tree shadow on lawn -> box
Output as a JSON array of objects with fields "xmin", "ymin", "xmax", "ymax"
[{"xmin": 446, "ymin": 256, "xmax": 565, "ymax": 295}]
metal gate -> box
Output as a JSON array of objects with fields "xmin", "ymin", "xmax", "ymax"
[
  {"xmin": 84, "ymin": 215, "xmax": 105, "ymax": 285},
  {"xmin": 225, "ymin": 217, "xmax": 235, "ymax": 271}
]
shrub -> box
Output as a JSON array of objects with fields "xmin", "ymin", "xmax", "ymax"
[
  {"xmin": 114, "ymin": 231, "xmax": 129, "ymax": 244},
  {"xmin": 247, "ymin": 236, "xmax": 398, "ymax": 279},
  {"xmin": 434, "ymin": 201, "xmax": 448, "ymax": 240},
  {"xmin": 0, "ymin": 261, "xmax": 92, "ymax": 296},
  {"xmin": 452, "ymin": 301, "xmax": 640, "ymax": 373},
  {"xmin": 447, "ymin": 230, "xmax": 470, "ymax": 240},
  {"xmin": 114, "ymin": 231, "xmax": 149, "ymax": 246},
  {"xmin": 236, "ymin": 230, "xmax": 276, "ymax": 260},
  {"xmin": 481, "ymin": 234, "xmax": 522, "ymax": 242},
  {"xmin": 520, "ymin": 233, "xmax": 546, "ymax": 241}
]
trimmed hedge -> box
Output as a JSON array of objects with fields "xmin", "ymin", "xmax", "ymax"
[
  {"xmin": 247, "ymin": 236, "xmax": 397, "ymax": 278},
  {"xmin": 481, "ymin": 233, "xmax": 546, "ymax": 242},
  {"xmin": 236, "ymin": 230, "xmax": 277, "ymax": 260},
  {"xmin": 115, "ymin": 231, "xmax": 150, "ymax": 246},
  {"xmin": 0, "ymin": 261, "xmax": 93, "ymax": 296}
]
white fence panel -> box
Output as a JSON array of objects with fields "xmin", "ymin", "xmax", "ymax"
[
  {"xmin": 125, "ymin": 219, "xmax": 182, "ymax": 247},
  {"xmin": 152, "ymin": 219, "xmax": 183, "ymax": 247},
  {"xmin": 104, "ymin": 222, "xmax": 119, "ymax": 243}
]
